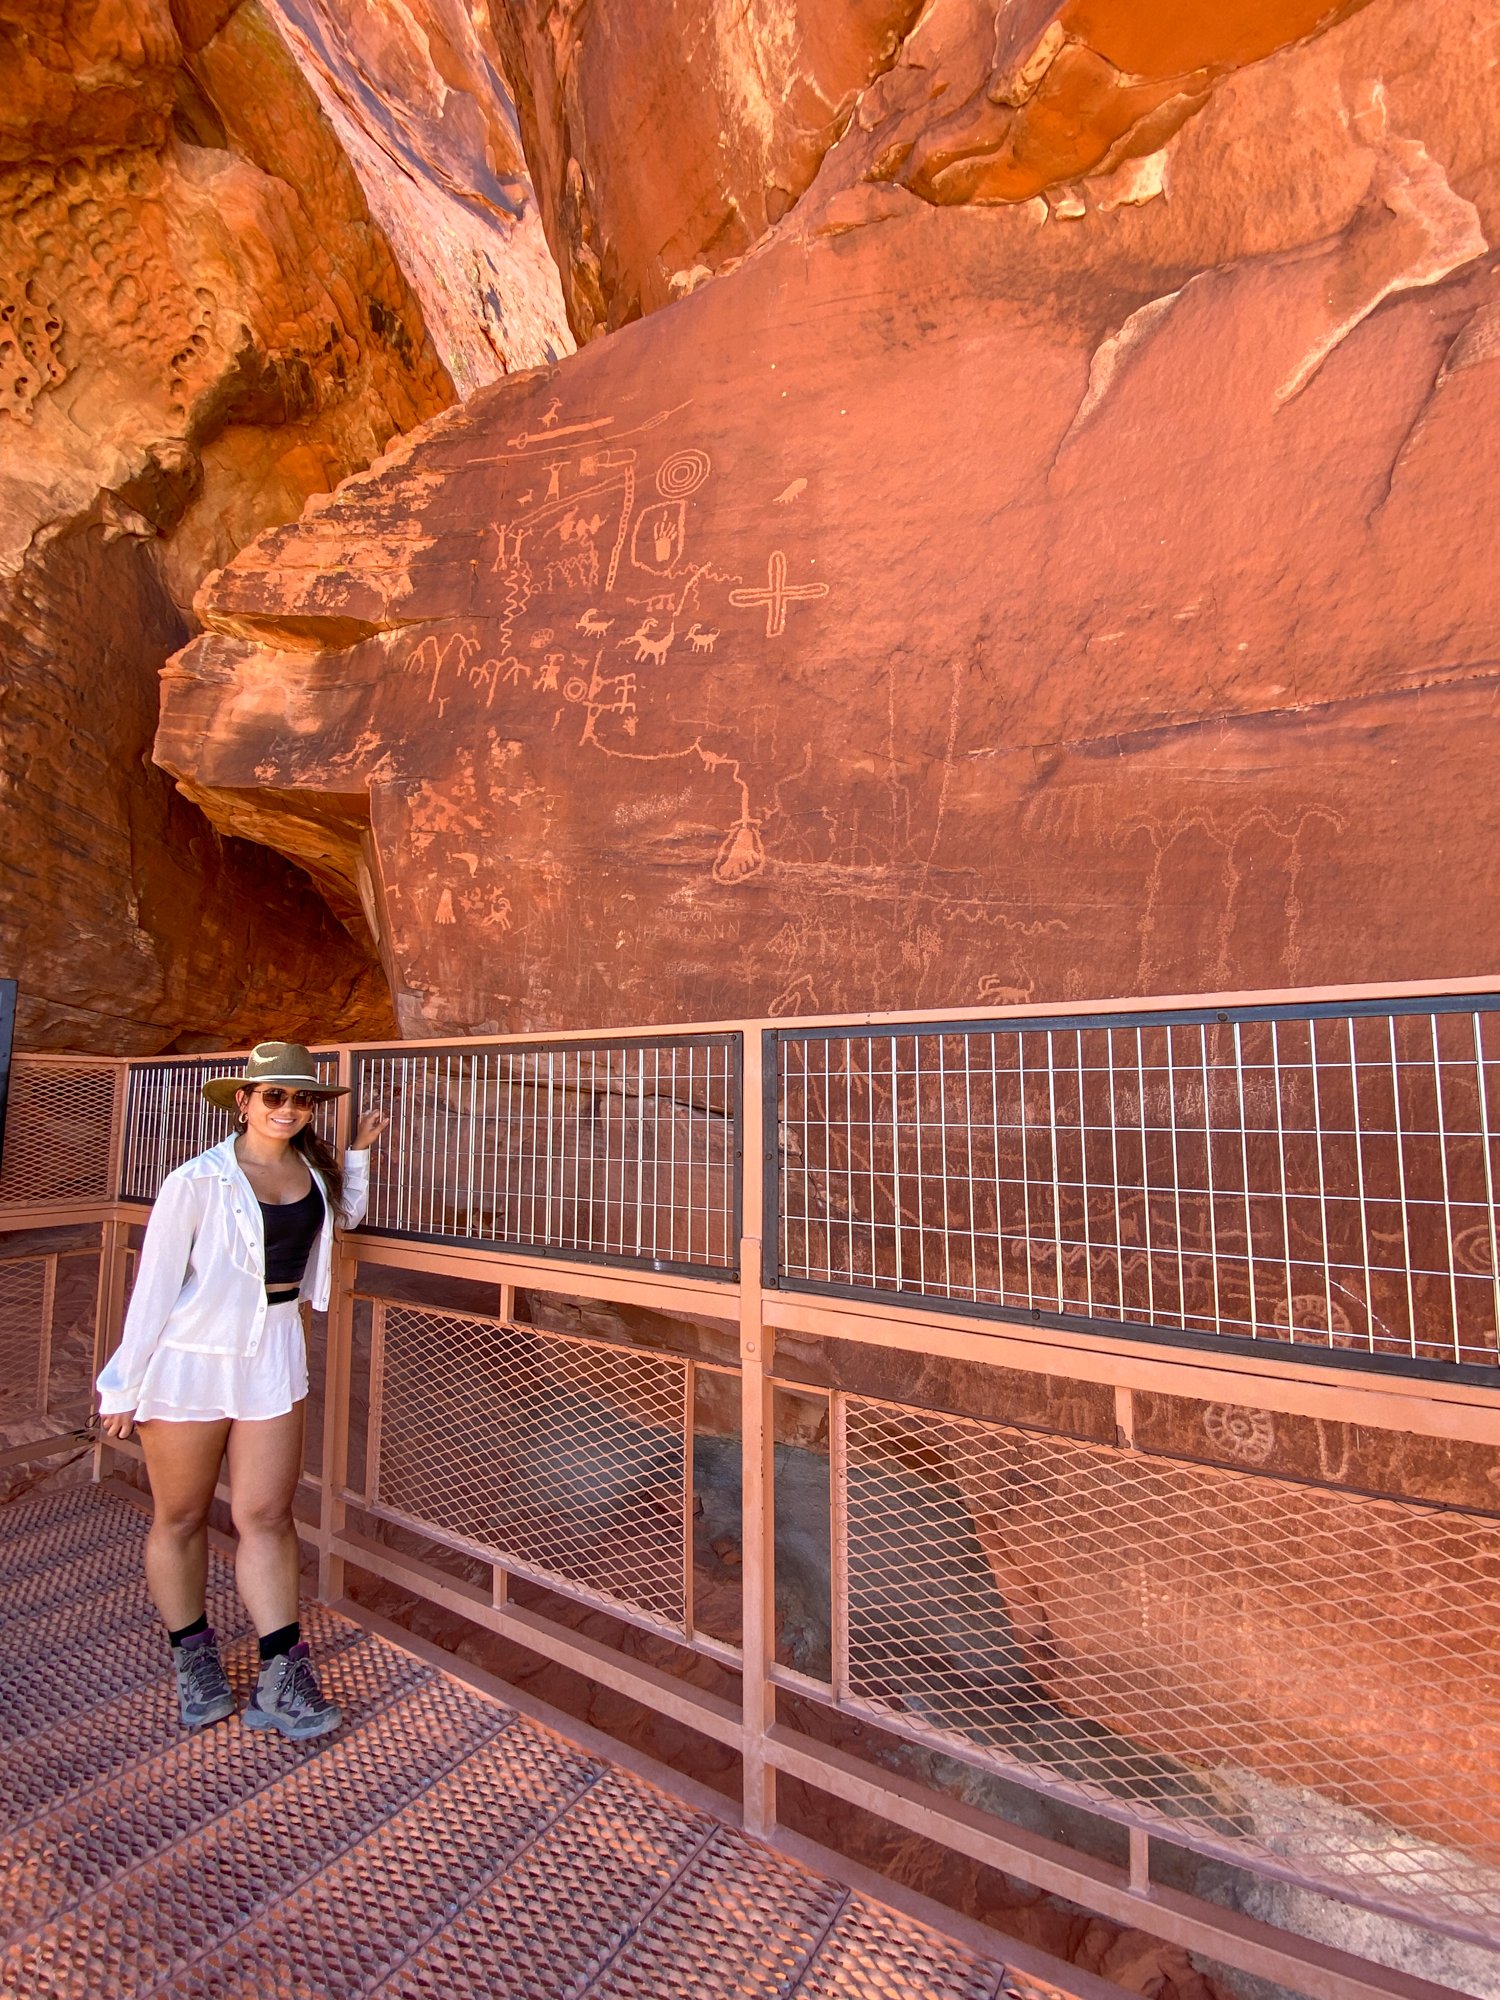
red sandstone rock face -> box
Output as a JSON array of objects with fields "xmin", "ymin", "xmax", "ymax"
[
  {"xmin": 490, "ymin": 0, "xmax": 927, "ymax": 336},
  {"xmin": 0, "ymin": 0, "xmax": 570, "ymax": 1051},
  {"xmin": 162, "ymin": 0, "xmax": 1500, "ymax": 1039},
  {"xmin": 489, "ymin": 0, "xmax": 1386, "ymax": 340}
]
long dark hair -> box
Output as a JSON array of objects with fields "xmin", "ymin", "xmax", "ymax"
[{"xmin": 292, "ymin": 1124, "xmax": 345, "ymax": 1221}]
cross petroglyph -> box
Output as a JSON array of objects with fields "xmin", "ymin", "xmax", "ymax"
[{"xmin": 729, "ymin": 550, "xmax": 828, "ymax": 638}]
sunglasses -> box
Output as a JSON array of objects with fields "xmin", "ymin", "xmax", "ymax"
[{"xmin": 251, "ymin": 1087, "xmax": 322, "ymax": 1111}]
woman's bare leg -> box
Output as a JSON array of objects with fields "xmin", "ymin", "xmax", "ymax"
[
  {"xmin": 226, "ymin": 1402, "xmax": 306, "ymax": 1635},
  {"xmin": 138, "ymin": 1419, "xmax": 231, "ymax": 1629}
]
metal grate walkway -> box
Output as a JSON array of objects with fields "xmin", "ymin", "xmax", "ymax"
[{"xmin": 0, "ymin": 1485, "xmax": 1055, "ymax": 2000}]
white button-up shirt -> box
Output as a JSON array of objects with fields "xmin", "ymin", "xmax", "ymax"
[{"xmin": 96, "ymin": 1136, "xmax": 370, "ymax": 1416}]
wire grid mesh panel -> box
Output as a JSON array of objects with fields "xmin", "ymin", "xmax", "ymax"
[
  {"xmin": 834, "ymin": 1393, "xmax": 1500, "ymax": 1940},
  {"xmin": 0, "ymin": 1246, "xmax": 99, "ymax": 1427},
  {"xmin": 0, "ymin": 1059, "xmax": 120, "ymax": 1208},
  {"xmin": 119, "ymin": 1053, "xmax": 340, "ymax": 1201},
  {"xmin": 355, "ymin": 1038, "xmax": 739, "ymax": 1272},
  {"xmin": 0, "ymin": 1257, "xmax": 49, "ymax": 1418},
  {"xmin": 777, "ymin": 1001, "xmax": 1500, "ymax": 1371},
  {"xmin": 364, "ymin": 1302, "xmax": 692, "ymax": 1634}
]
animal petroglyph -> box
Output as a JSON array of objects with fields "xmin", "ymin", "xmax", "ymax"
[
  {"xmin": 621, "ymin": 618, "xmax": 675, "ymax": 665},
  {"xmin": 687, "ymin": 624, "xmax": 719, "ymax": 654},
  {"xmin": 577, "ymin": 608, "xmax": 614, "ymax": 636},
  {"xmin": 773, "ymin": 478, "xmax": 808, "ymax": 505},
  {"xmin": 729, "ymin": 550, "xmax": 829, "ymax": 637}
]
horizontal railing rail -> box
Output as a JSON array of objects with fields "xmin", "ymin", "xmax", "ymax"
[{"xmin": 772, "ymin": 993, "xmax": 1500, "ymax": 1381}]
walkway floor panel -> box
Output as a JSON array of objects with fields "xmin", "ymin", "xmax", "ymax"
[{"xmin": 1, "ymin": 1486, "xmax": 1046, "ymax": 2000}]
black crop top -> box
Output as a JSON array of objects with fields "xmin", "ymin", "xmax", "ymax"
[{"xmin": 260, "ymin": 1180, "xmax": 325, "ymax": 1293}]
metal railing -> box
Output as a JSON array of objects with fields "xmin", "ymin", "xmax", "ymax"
[
  {"xmin": 2, "ymin": 980, "xmax": 1498, "ymax": 2000},
  {"xmin": 773, "ymin": 998, "xmax": 1500, "ymax": 1377},
  {"xmin": 119, "ymin": 1052, "xmax": 341, "ymax": 1202},
  {"xmin": 353, "ymin": 1036, "xmax": 739, "ymax": 1275},
  {"xmin": 0, "ymin": 1243, "xmax": 103, "ymax": 1444}
]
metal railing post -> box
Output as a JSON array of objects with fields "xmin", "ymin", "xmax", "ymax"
[
  {"xmin": 737, "ymin": 1025, "xmax": 777, "ymax": 1837},
  {"xmin": 318, "ymin": 1046, "xmax": 356, "ymax": 1603},
  {"xmin": 106, "ymin": 1058, "xmax": 128, "ymax": 1203},
  {"xmin": 90, "ymin": 1214, "xmax": 130, "ymax": 1484}
]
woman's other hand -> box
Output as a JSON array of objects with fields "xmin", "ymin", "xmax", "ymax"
[
  {"xmin": 353, "ymin": 1107, "xmax": 389, "ymax": 1150},
  {"xmin": 100, "ymin": 1410, "xmax": 135, "ymax": 1440}
]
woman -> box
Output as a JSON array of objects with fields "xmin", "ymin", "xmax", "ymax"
[{"xmin": 97, "ymin": 1041, "xmax": 387, "ymax": 1740}]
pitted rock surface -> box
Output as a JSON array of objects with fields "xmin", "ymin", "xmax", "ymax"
[{"xmin": 0, "ymin": 0, "xmax": 569, "ymax": 1051}]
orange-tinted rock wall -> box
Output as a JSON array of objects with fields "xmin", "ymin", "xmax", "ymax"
[
  {"xmin": 0, "ymin": 0, "xmax": 570, "ymax": 1050},
  {"xmin": 162, "ymin": 0, "xmax": 1500, "ymax": 1038}
]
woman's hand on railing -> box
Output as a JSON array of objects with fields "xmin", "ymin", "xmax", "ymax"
[
  {"xmin": 99, "ymin": 1410, "xmax": 135, "ymax": 1441},
  {"xmin": 352, "ymin": 1108, "xmax": 389, "ymax": 1151}
]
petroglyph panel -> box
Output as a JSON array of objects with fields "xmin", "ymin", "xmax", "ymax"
[{"xmin": 161, "ymin": 26, "xmax": 1500, "ymax": 1042}]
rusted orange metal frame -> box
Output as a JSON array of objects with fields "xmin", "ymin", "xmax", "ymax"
[{"xmin": 2, "ymin": 981, "xmax": 1499, "ymax": 2000}]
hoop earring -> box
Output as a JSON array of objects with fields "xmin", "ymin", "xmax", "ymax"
[{"xmin": 234, "ymin": 1114, "xmax": 247, "ymax": 1134}]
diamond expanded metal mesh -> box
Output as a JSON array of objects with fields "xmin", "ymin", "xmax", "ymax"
[
  {"xmin": 1, "ymin": 1484, "xmax": 1024, "ymax": 2000},
  {"xmin": 836, "ymin": 1394, "xmax": 1500, "ymax": 1941},
  {"xmin": 366, "ymin": 1303, "xmax": 692, "ymax": 1634},
  {"xmin": 0, "ymin": 1059, "xmax": 119, "ymax": 1207},
  {"xmin": 354, "ymin": 1039, "xmax": 738, "ymax": 1271},
  {"xmin": 0, "ymin": 1258, "xmax": 47, "ymax": 1420},
  {"xmin": 0, "ymin": 1246, "xmax": 99, "ymax": 1429},
  {"xmin": 119, "ymin": 1054, "xmax": 340, "ymax": 1202},
  {"xmin": 778, "ymin": 1004, "xmax": 1500, "ymax": 1370}
]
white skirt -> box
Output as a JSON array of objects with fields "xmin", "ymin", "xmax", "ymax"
[{"xmin": 133, "ymin": 1299, "xmax": 308, "ymax": 1424}]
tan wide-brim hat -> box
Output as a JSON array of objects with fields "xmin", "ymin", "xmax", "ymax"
[{"xmin": 201, "ymin": 1041, "xmax": 350, "ymax": 1111}]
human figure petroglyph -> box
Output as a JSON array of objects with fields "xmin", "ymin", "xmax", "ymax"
[
  {"xmin": 621, "ymin": 618, "xmax": 675, "ymax": 665},
  {"xmin": 729, "ymin": 550, "xmax": 829, "ymax": 638},
  {"xmin": 687, "ymin": 624, "xmax": 719, "ymax": 654}
]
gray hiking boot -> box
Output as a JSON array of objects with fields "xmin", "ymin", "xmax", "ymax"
[
  {"xmin": 242, "ymin": 1641, "xmax": 341, "ymax": 1740},
  {"xmin": 172, "ymin": 1626, "xmax": 234, "ymax": 1729}
]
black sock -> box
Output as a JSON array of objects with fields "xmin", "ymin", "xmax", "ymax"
[
  {"xmin": 258, "ymin": 1620, "xmax": 300, "ymax": 1662},
  {"xmin": 168, "ymin": 1614, "xmax": 208, "ymax": 1649}
]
